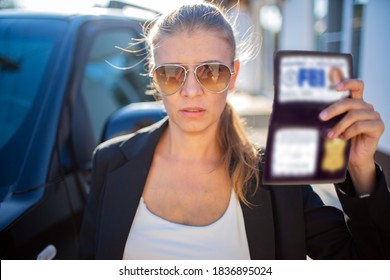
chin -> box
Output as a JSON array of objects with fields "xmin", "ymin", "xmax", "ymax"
[{"xmin": 169, "ymin": 118, "xmax": 219, "ymax": 135}]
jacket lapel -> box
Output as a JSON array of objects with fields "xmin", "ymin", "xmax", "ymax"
[
  {"xmin": 97, "ymin": 119, "xmax": 168, "ymax": 259},
  {"xmin": 241, "ymin": 184, "xmax": 276, "ymax": 259}
]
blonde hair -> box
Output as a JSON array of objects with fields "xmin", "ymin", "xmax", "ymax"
[
  {"xmin": 146, "ymin": 2, "xmax": 236, "ymax": 62},
  {"xmin": 219, "ymin": 102, "xmax": 260, "ymax": 205},
  {"xmin": 145, "ymin": 2, "xmax": 260, "ymax": 204}
]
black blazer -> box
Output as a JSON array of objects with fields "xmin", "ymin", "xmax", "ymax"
[{"xmin": 79, "ymin": 118, "xmax": 390, "ymax": 259}]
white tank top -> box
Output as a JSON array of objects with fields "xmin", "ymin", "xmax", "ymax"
[{"xmin": 122, "ymin": 191, "xmax": 250, "ymax": 259}]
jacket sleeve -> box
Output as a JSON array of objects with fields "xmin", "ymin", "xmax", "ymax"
[
  {"xmin": 78, "ymin": 146, "xmax": 108, "ymax": 259},
  {"xmin": 335, "ymin": 163, "xmax": 390, "ymax": 259},
  {"xmin": 304, "ymin": 163, "xmax": 390, "ymax": 259}
]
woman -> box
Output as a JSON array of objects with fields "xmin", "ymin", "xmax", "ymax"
[{"xmin": 79, "ymin": 3, "xmax": 389, "ymax": 259}]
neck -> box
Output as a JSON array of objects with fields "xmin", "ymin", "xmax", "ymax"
[{"xmin": 158, "ymin": 120, "xmax": 223, "ymax": 164}]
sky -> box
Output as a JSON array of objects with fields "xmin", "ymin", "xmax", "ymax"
[{"xmin": 14, "ymin": 0, "xmax": 203, "ymax": 13}]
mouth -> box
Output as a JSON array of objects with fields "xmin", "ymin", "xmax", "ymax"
[
  {"xmin": 181, "ymin": 107, "xmax": 206, "ymax": 113},
  {"xmin": 180, "ymin": 107, "xmax": 206, "ymax": 117}
]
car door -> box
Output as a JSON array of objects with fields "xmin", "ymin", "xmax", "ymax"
[
  {"xmin": 0, "ymin": 15, "xmax": 152, "ymax": 260},
  {"xmin": 52, "ymin": 18, "xmax": 152, "ymax": 258}
]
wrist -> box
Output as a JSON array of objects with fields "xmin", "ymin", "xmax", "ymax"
[{"xmin": 348, "ymin": 159, "xmax": 376, "ymax": 196}]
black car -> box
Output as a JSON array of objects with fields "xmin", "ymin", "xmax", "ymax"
[{"xmin": 0, "ymin": 5, "xmax": 160, "ymax": 259}]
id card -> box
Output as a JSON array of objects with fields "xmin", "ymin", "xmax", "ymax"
[{"xmin": 263, "ymin": 51, "xmax": 352, "ymax": 185}]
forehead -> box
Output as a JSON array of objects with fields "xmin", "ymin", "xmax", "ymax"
[{"xmin": 152, "ymin": 30, "xmax": 234, "ymax": 65}]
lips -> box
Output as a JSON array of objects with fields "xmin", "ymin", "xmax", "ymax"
[
  {"xmin": 180, "ymin": 107, "xmax": 206, "ymax": 112},
  {"xmin": 180, "ymin": 106, "xmax": 206, "ymax": 117}
]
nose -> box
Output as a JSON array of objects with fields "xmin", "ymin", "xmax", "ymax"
[{"xmin": 180, "ymin": 69, "xmax": 203, "ymax": 98}]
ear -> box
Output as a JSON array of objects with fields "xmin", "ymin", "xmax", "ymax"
[{"xmin": 229, "ymin": 60, "xmax": 240, "ymax": 91}]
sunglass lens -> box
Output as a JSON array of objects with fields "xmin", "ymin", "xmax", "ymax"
[
  {"xmin": 196, "ymin": 64, "xmax": 231, "ymax": 92},
  {"xmin": 153, "ymin": 65, "xmax": 185, "ymax": 95}
]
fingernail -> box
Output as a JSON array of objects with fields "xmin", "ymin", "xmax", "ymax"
[
  {"xmin": 319, "ymin": 111, "xmax": 328, "ymax": 120},
  {"xmin": 327, "ymin": 130, "xmax": 335, "ymax": 138},
  {"xmin": 336, "ymin": 82, "xmax": 344, "ymax": 90}
]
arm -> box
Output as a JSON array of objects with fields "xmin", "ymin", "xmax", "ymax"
[
  {"xmin": 335, "ymin": 164, "xmax": 390, "ymax": 259},
  {"xmin": 78, "ymin": 134, "xmax": 132, "ymax": 259},
  {"xmin": 303, "ymin": 173, "xmax": 390, "ymax": 260},
  {"xmin": 78, "ymin": 147, "xmax": 107, "ymax": 259}
]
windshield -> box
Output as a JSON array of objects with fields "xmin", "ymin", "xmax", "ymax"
[{"xmin": 0, "ymin": 17, "xmax": 67, "ymax": 188}]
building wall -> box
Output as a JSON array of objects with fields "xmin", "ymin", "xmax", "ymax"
[
  {"xmin": 277, "ymin": 0, "xmax": 389, "ymax": 153},
  {"xmin": 360, "ymin": 0, "xmax": 390, "ymax": 154},
  {"xmin": 279, "ymin": 0, "xmax": 314, "ymax": 51}
]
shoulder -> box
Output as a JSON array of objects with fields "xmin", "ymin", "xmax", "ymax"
[
  {"xmin": 94, "ymin": 132, "xmax": 133, "ymax": 159},
  {"xmin": 93, "ymin": 117, "xmax": 168, "ymax": 169}
]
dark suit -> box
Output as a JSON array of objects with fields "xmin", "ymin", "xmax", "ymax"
[{"xmin": 79, "ymin": 118, "xmax": 390, "ymax": 259}]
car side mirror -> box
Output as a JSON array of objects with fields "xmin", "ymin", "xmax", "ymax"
[{"xmin": 102, "ymin": 101, "xmax": 167, "ymax": 142}]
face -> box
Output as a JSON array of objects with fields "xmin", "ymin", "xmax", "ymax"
[
  {"xmin": 329, "ymin": 68, "xmax": 343, "ymax": 84},
  {"xmin": 151, "ymin": 30, "xmax": 239, "ymax": 135}
]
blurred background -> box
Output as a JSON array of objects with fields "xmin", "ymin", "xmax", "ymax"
[{"xmin": 0, "ymin": 0, "xmax": 389, "ymax": 259}]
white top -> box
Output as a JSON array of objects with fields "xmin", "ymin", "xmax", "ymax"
[{"xmin": 122, "ymin": 191, "xmax": 250, "ymax": 260}]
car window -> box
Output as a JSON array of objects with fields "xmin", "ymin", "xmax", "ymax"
[
  {"xmin": 0, "ymin": 18, "xmax": 67, "ymax": 189},
  {"xmin": 0, "ymin": 20, "xmax": 60, "ymax": 150},
  {"xmin": 80, "ymin": 28, "xmax": 152, "ymax": 144}
]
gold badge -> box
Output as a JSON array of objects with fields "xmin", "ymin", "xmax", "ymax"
[{"xmin": 321, "ymin": 138, "xmax": 347, "ymax": 173}]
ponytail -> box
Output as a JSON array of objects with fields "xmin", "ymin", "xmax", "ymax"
[{"xmin": 219, "ymin": 102, "xmax": 260, "ymax": 205}]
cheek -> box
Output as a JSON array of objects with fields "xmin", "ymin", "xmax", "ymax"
[
  {"xmin": 160, "ymin": 96, "xmax": 180, "ymax": 117},
  {"xmin": 213, "ymin": 94, "xmax": 228, "ymax": 114},
  {"xmin": 161, "ymin": 96, "xmax": 173, "ymax": 111}
]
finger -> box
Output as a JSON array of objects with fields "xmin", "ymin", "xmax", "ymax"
[
  {"xmin": 336, "ymin": 79, "xmax": 364, "ymax": 99},
  {"xmin": 338, "ymin": 120, "xmax": 385, "ymax": 141},
  {"xmin": 319, "ymin": 98, "xmax": 373, "ymax": 121},
  {"xmin": 327, "ymin": 109, "xmax": 381, "ymax": 139}
]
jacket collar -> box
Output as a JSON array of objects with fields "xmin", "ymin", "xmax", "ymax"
[{"xmin": 120, "ymin": 117, "xmax": 169, "ymax": 160}]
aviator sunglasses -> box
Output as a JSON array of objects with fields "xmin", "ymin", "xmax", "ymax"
[{"xmin": 149, "ymin": 63, "xmax": 235, "ymax": 95}]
